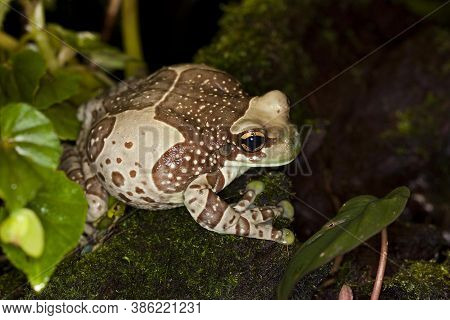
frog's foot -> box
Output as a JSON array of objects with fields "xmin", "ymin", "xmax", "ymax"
[
  {"xmin": 223, "ymin": 209, "xmax": 295, "ymax": 245},
  {"xmin": 240, "ymin": 200, "xmax": 295, "ymax": 225},
  {"xmin": 234, "ymin": 180, "xmax": 264, "ymax": 212},
  {"xmin": 277, "ymin": 200, "xmax": 295, "ymax": 221}
]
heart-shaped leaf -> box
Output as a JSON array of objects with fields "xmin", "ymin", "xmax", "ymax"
[
  {"xmin": 277, "ymin": 186, "xmax": 410, "ymax": 299},
  {"xmin": 0, "ymin": 103, "xmax": 61, "ymax": 210},
  {"xmin": 0, "ymin": 50, "xmax": 46, "ymax": 106},
  {"xmin": 1, "ymin": 171, "xmax": 87, "ymax": 291},
  {"xmin": 0, "ymin": 206, "xmax": 6, "ymax": 223},
  {"xmin": 43, "ymin": 103, "xmax": 81, "ymax": 140},
  {"xmin": 34, "ymin": 70, "xmax": 81, "ymax": 110},
  {"xmin": 0, "ymin": 208, "xmax": 44, "ymax": 258}
]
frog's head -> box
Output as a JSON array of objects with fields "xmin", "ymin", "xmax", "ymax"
[{"xmin": 229, "ymin": 90, "xmax": 301, "ymax": 167}]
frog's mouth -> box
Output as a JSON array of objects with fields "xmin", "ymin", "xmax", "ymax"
[{"xmin": 235, "ymin": 153, "xmax": 298, "ymax": 168}]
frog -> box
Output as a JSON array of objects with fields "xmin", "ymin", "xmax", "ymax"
[{"xmin": 60, "ymin": 64, "xmax": 301, "ymax": 244}]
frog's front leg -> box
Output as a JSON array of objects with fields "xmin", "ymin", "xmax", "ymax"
[
  {"xmin": 184, "ymin": 171, "xmax": 295, "ymax": 244},
  {"xmin": 233, "ymin": 180, "xmax": 264, "ymax": 212},
  {"xmin": 233, "ymin": 181, "xmax": 295, "ymax": 224}
]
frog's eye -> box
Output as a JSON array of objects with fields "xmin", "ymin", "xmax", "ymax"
[{"xmin": 240, "ymin": 131, "xmax": 266, "ymax": 152}]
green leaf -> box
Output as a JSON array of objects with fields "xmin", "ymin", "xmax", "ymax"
[
  {"xmin": 87, "ymin": 47, "xmax": 131, "ymax": 70},
  {"xmin": 0, "ymin": 103, "xmax": 61, "ymax": 210},
  {"xmin": 0, "ymin": 206, "xmax": 6, "ymax": 222},
  {"xmin": 0, "ymin": 50, "xmax": 46, "ymax": 105},
  {"xmin": 277, "ymin": 186, "xmax": 410, "ymax": 299},
  {"xmin": 0, "ymin": 208, "xmax": 44, "ymax": 258},
  {"xmin": 34, "ymin": 70, "xmax": 81, "ymax": 110},
  {"xmin": 0, "ymin": 0, "xmax": 12, "ymax": 28},
  {"xmin": 47, "ymin": 24, "xmax": 130, "ymax": 70},
  {"xmin": 1, "ymin": 171, "xmax": 87, "ymax": 291},
  {"xmin": 43, "ymin": 103, "xmax": 80, "ymax": 140}
]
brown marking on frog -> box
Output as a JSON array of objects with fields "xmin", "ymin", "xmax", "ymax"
[
  {"xmin": 262, "ymin": 208, "xmax": 273, "ymax": 220},
  {"xmin": 66, "ymin": 168, "xmax": 83, "ymax": 184},
  {"xmin": 118, "ymin": 193, "xmax": 131, "ymax": 202},
  {"xmin": 141, "ymin": 196, "xmax": 155, "ymax": 203},
  {"xmin": 135, "ymin": 187, "xmax": 145, "ymax": 194},
  {"xmin": 111, "ymin": 171, "xmax": 125, "ymax": 187},
  {"xmin": 151, "ymin": 142, "xmax": 217, "ymax": 193},
  {"xmin": 129, "ymin": 170, "xmax": 136, "ymax": 178},
  {"xmin": 97, "ymin": 172, "xmax": 106, "ymax": 182},
  {"xmin": 152, "ymin": 67, "xmax": 251, "ymax": 193},
  {"xmin": 236, "ymin": 217, "xmax": 250, "ymax": 236},
  {"xmin": 124, "ymin": 141, "xmax": 133, "ymax": 149},
  {"xmin": 86, "ymin": 116, "xmax": 116, "ymax": 162},
  {"xmin": 206, "ymin": 171, "xmax": 225, "ymax": 191},
  {"xmin": 103, "ymin": 69, "xmax": 177, "ymax": 115},
  {"xmin": 197, "ymin": 190, "xmax": 228, "ymax": 228},
  {"xmin": 271, "ymin": 229, "xmax": 281, "ymax": 240},
  {"xmin": 85, "ymin": 177, "xmax": 108, "ymax": 199}
]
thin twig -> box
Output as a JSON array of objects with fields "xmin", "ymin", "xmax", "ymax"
[
  {"xmin": 121, "ymin": 0, "xmax": 146, "ymax": 77},
  {"xmin": 101, "ymin": 0, "xmax": 122, "ymax": 42},
  {"xmin": 371, "ymin": 228, "xmax": 388, "ymax": 300},
  {"xmin": 330, "ymin": 254, "xmax": 344, "ymax": 275},
  {"xmin": 20, "ymin": 0, "xmax": 58, "ymax": 71}
]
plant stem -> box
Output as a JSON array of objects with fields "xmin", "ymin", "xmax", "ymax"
[
  {"xmin": 0, "ymin": 31, "xmax": 19, "ymax": 50},
  {"xmin": 102, "ymin": 0, "xmax": 122, "ymax": 42},
  {"xmin": 121, "ymin": 0, "xmax": 146, "ymax": 77},
  {"xmin": 371, "ymin": 228, "xmax": 388, "ymax": 300},
  {"xmin": 21, "ymin": 0, "xmax": 58, "ymax": 71}
]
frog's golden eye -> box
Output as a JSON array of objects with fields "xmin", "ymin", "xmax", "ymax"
[{"xmin": 240, "ymin": 131, "xmax": 266, "ymax": 152}]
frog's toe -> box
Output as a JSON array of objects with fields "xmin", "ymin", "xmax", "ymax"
[
  {"xmin": 279, "ymin": 228, "xmax": 295, "ymax": 245},
  {"xmin": 246, "ymin": 180, "xmax": 265, "ymax": 195},
  {"xmin": 278, "ymin": 200, "xmax": 295, "ymax": 221}
]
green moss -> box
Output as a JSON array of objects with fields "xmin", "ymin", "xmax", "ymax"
[
  {"xmin": 194, "ymin": 0, "xmax": 317, "ymax": 99},
  {"xmin": 382, "ymin": 92, "xmax": 448, "ymax": 160},
  {"xmin": 382, "ymin": 256, "xmax": 450, "ymax": 299},
  {"xmin": 5, "ymin": 171, "xmax": 324, "ymax": 299},
  {"xmin": 0, "ymin": 267, "xmax": 27, "ymax": 300},
  {"xmin": 251, "ymin": 171, "xmax": 294, "ymax": 206}
]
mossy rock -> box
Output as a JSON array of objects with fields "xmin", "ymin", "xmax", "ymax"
[
  {"xmin": 382, "ymin": 256, "xmax": 450, "ymax": 300},
  {"xmin": 0, "ymin": 172, "xmax": 327, "ymax": 299}
]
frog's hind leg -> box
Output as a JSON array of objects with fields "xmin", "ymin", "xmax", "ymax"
[
  {"xmin": 60, "ymin": 144, "xmax": 84, "ymax": 185},
  {"xmin": 60, "ymin": 147, "xmax": 108, "ymax": 242},
  {"xmin": 74, "ymin": 96, "xmax": 110, "ymax": 224},
  {"xmin": 60, "ymin": 144, "xmax": 108, "ymax": 213}
]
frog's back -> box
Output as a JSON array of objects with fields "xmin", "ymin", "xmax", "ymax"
[{"xmin": 78, "ymin": 64, "xmax": 250, "ymax": 210}]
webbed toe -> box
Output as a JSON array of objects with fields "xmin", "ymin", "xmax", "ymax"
[{"xmin": 278, "ymin": 200, "xmax": 295, "ymax": 221}]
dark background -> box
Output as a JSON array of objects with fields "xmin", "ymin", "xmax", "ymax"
[{"xmin": 5, "ymin": 0, "xmax": 231, "ymax": 70}]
